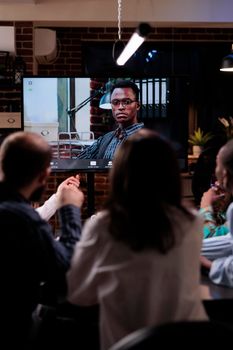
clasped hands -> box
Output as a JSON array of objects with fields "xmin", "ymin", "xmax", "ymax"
[{"xmin": 57, "ymin": 174, "xmax": 84, "ymax": 209}]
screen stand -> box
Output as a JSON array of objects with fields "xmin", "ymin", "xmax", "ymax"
[{"xmin": 87, "ymin": 172, "xmax": 95, "ymax": 217}]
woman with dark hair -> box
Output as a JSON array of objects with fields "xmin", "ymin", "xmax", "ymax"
[
  {"xmin": 191, "ymin": 134, "xmax": 226, "ymax": 206},
  {"xmin": 67, "ymin": 129, "xmax": 207, "ymax": 350},
  {"xmin": 201, "ymin": 138, "xmax": 233, "ymax": 287}
]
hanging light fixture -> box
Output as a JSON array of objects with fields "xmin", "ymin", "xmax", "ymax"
[
  {"xmin": 116, "ymin": 22, "xmax": 151, "ymax": 66},
  {"xmin": 112, "ymin": 0, "xmax": 125, "ymax": 64},
  {"xmin": 220, "ymin": 44, "xmax": 233, "ymax": 72},
  {"xmin": 112, "ymin": 0, "xmax": 151, "ymax": 66}
]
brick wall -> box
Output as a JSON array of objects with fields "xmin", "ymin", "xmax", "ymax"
[
  {"xmin": 15, "ymin": 22, "xmax": 34, "ymax": 74},
  {"xmin": 1, "ymin": 24, "xmax": 233, "ymax": 231},
  {"xmin": 37, "ymin": 26, "xmax": 233, "ymax": 76}
]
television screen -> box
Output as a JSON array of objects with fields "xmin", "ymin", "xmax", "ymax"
[{"xmin": 21, "ymin": 76, "xmax": 187, "ymax": 171}]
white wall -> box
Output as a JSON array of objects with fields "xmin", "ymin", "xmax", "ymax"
[
  {"xmin": 23, "ymin": 77, "xmax": 58, "ymax": 123},
  {"xmin": 75, "ymin": 78, "xmax": 91, "ymax": 134},
  {"xmin": 0, "ymin": 0, "xmax": 233, "ymax": 26}
]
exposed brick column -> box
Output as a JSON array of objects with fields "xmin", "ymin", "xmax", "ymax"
[{"xmin": 15, "ymin": 21, "xmax": 34, "ymax": 75}]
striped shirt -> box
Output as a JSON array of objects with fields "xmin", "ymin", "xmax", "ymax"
[{"xmin": 78, "ymin": 123, "xmax": 144, "ymax": 160}]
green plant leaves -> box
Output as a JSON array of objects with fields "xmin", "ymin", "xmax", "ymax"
[{"xmin": 188, "ymin": 127, "xmax": 214, "ymax": 146}]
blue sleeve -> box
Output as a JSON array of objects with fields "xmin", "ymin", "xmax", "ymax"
[
  {"xmin": 37, "ymin": 205, "xmax": 82, "ymax": 276},
  {"xmin": 51, "ymin": 205, "xmax": 82, "ymax": 266}
]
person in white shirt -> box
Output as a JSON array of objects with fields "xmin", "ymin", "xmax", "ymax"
[
  {"xmin": 66, "ymin": 128, "xmax": 208, "ymax": 350},
  {"xmin": 36, "ymin": 174, "xmax": 80, "ymax": 221}
]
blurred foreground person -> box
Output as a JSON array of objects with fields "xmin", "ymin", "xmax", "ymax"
[
  {"xmin": 0, "ymin": 131, "xmax": 84, "ymax": 348},
  {"xmin": 67, "ymin": 129, "xmax": 207, "ymax": 350}
]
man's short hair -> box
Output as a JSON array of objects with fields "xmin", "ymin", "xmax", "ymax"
[
  {"xmin": 110, "ymin": 80, "xmax": 140, "ymax": 101},
  {"xmin": 0, "ymin": 131, "xmax": 52, "ymax": 188}
]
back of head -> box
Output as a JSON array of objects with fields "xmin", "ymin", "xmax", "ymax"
[
  {"xmin": 107, "ymin": 128, "xmax": 186, "ymax": 252},
  {"xmin": 191, "ymin": 134, "xmax": 227, "ymax": 205},
  {"xmin": 0, "ymin": 131, "xmax": 52, "ymax": 188},
  {"xmin": 220, "ymin": 139, "xmax": 233, "ymax": 175},
  {"xmin": 192, "ymin": 146, "xmax": 221, "ymax": 206},
  {"xmin": 110, "ymin": 80, "xmax": 140, "ymax": 101},
  {"xmin": 110, "ymin": 128, "xmax": 182, "ymax": 206}
]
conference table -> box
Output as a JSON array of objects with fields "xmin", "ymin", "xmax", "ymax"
[
  {"xmin": 201, "ymin": 274, "xmax": 233, "ymax": 300},
  {"xmin": 201, "ymin": 274, "xmax": 233, "ymax": 324}
]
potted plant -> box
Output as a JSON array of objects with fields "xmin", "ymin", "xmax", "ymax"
[{"xmin": 188, "ymin": 127, "xmax": 214, "ymax": 156}]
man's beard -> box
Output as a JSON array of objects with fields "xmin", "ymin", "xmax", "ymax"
[{"xmin": 29, "ymin": 185, "xmax": 46, "ymax": 202}]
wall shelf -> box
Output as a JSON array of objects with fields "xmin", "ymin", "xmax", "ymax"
[{"xmin": 0, "ymin": 112, "xmax": 21, "ymax": 129}]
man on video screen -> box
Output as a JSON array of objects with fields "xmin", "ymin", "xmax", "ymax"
[{"xmin": 77, "ymin": 80, "xmax": 144, "ymax": 160}]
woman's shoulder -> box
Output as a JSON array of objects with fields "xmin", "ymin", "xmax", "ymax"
[
  {"xmin": 168, "ymin": 205, "xmax": 200, "ymax": 219},
  {"xmin": 88, "ymin": 210, "xmax": 109, "ymax": 224},
  {"xmin": 168, "ymin": 205, "xmax": 203, "ymax": 232},
  {"xmin": 83, "ymin": 210, "xmax": 110, "ymax": 235}
]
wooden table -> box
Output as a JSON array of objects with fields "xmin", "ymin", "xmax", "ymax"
[
  {"xmin": 201, "ymin": 275, "xmax": 233, "ymax": 300},
  {"xmin": 201, "ymin": 275, "xmax": 233, "ymax": 323}
]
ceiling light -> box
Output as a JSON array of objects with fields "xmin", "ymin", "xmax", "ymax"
[{"xmin": 116, "ymin": 23, "xmax": 151, "ymax": 66}]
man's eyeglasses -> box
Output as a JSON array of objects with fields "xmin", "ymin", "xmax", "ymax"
[{"xmin": 111, "ymin": 98, "xmax": 137, "ymax": 107}]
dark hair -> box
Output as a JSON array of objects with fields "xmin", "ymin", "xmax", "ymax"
[
  {"xmin": 191, "ymin": 135, "xmax": 227, "ymax": 206},
  {"xmin": 192, "ymin": 146, "xmax": 220, "ymax": 205},
  {"xmin": 0, "ymin": 131, "xmax": 52, "ymax": 188},
  {"xmin": 220, "ymin": 139, "xmax": 233, "ymax": 175},
  {"xmin": 110, "ymin": 80, "xmax": 140, "ymax": 101},
  {"xmin": 105, "ymin": 129, "xmax": 194, "ymax": 253}
]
